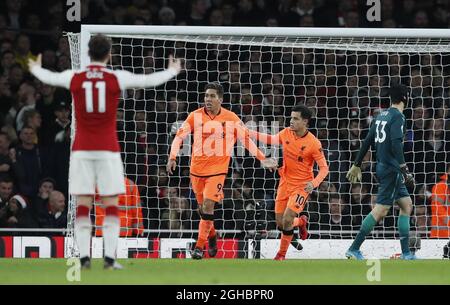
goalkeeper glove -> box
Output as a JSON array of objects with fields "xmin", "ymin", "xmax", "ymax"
[
  {"xmin": 346, "ymin": 164, "xmax": 362, "ymax": 184},
  {"xmin": 400, "ymin": 165, "xmax": 415, "ymax": 188}
]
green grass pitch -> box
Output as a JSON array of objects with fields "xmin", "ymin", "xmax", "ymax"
[{"xmin": 1, "ymin": 259, "xmax": 449, "ymax": 285}]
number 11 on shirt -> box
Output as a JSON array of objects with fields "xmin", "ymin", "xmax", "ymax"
[{"xmin": 82, "ymin": 81, "xmax": 106, "ymax": 113}]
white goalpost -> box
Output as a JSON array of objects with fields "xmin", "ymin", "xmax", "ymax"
[{"xmin": 66, "ymin": 25, "xmax": 450, "ymax": 259}]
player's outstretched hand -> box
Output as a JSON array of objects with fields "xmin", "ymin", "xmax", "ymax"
[
  {"xmin": 261, "ymin": 158, "xmax": 278, "ymax": 172},
  {"xmin": 346, "ymin": 164, "xmax": 362, "ymax": 183},
  {"xmin": 28, "ymin": 54, "xmax": 42, "ymax": 71},
  {"xmin": 166, "ymin": 159, "xmax": 177, "ymax": 175},
  {"xmin": 168, "ymin": 54, "xmax": 182, "ymax": 75}
]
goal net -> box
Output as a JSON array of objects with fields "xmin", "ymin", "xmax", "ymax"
[{"xmin": 66, "ymin": 26, "xmax": 450, "ymax": 259}]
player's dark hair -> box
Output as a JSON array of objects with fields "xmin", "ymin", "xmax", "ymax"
[
  {"xmin": 390, "ymin": 84, "xmax": 409, "ymax": 105},
  {"xmin": 88, "ymin": 34, "xmax": 112, "ymax": 62},
  {"xmin": 292, "ymin": 104, "xmax": 313, "ymax": 121},
  {"xmin": 204, "ymin": 82, "xmax": 224, "ymax": 99}
]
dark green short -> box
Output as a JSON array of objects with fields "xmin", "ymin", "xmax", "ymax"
[{"xmin": 376, "ymin": 164, "xmax": 410, "ymax": 205}]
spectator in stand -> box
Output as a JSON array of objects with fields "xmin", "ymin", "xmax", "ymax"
[
  {"xmin": 293, "ymin": 0, "xmax": 317, "ymax": 25},
  {"xmin": 35, "ymin": 83, "xmax": 58, "ymax": 131},
  {"xmin": 5, "ymin": 0, "xmax": 23, "ymax": 30},
  {"xmin": 161, "ymin": 187, "xmax": 191, "ymax": 236},
  {"xmin": 31, "ymin": 177, "xmax": 55, "ymax": 220},
  {"xmin": 208, "ymin": 9, "xmax": 224, "ymax": 26},
  {"xmin": 15, "ymin": 82, "xmax": 37, "ymax": 132},
  {"xmin": 423, "ymin": 117, "xmax": 449, "ymax": 183},
  {"xmin": 348, "ymin": 183, "xmax": 373, "ymax": 228},
  {"xmin": 95, "ymin": 177, "xmax": 144, "ymax": 237},
  {"xmin": 1, "ymin": 50, "xmax": 15, "ymax": 77},
  {"xmin": 0, "ymin": 76, "xmax": 14, "ymax": 127},
  {"xmin": 50, "ymin": 125, "xmax": 70, "ymax": 197},
  {"xmin": 186, "ymin": 0, "xmax": 209, "ymax": 26},
  {"xmin": 0, "ymin": 176, "xmax": 14, "ymax": 208},
  {"xmin": 405, "ymin": 105, "xmax": 430, "ymax": 183},
  {"xmin": 1, "ymin": 125, "xmax": 17, "ymax": 147},
  {"xmin": 21, "ymin": 109, "xmax": 41, "ymax": 143},
  {"xmin": 413, "ymin": 10, "xmax": 430, "ymax": 28},
  {"xmin": 430, "ymin": 164, "xmax": 450, "ymax": 238},
  {"xmin": 14, "ymin": 34, "xmax": 37, "ymax": 71},
  {"xmin": 413, "ymin": 184, "xmax": 431, "ymax": 238},
  {"xmin": 158, "ymin": 6, "xmax": 176, "ymax": 25},
  {"xmin": 8, "ymin": 64, "xmax": 24, "ymax": 97},
  {"xmin": 41, "ymin": 100, "xmax": 70, "ymax": 146},
  {"xmin": 339, "ymin": 118, "xmax": 363, "ymax": 162},
  {"xmin": 34, "ymin": 190, "xmax": 67, "ymax": 230},
  {"xmin": 323, "ymin": 194, "xmax": 351, "ymax": 230},
  {"xmin": 10, "ymin": 126, "xmax": 50, "ymax": 198},
  {"xmin": 343, "ymin": 10, "xmax": 360, "ymax": 27},
  {"xmin": 41, "ymin": 49, "xmax": 57, "ymax": 71},
  {"xmin": 0, "ymin": 194, "xmax": 36, "ymax": 230},
  {"xmin": 0, "ymin": 132, "xmax": 13, "ymax": 180},
  {"xmin": 317, "ymin": 121, "xmax": 350, "ymax": 192}
]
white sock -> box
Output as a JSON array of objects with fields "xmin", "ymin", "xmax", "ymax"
[
  {"xmin": 103, "ymin": 216, "xmax": 120, "ymax": 260},
  {"xmin": 75, "ymin": 217, "xmax": 91, "ymax": 259}
]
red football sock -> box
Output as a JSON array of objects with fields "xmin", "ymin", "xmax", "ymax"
[
  {"xmin": 293, "ymin": 217, "xmax": 305, "ymax": 227},
  {"xmin": 278, "ymin": 232, "xmax": 294, "ymax": 256},
  {"xmin": 208, "ymin": 226, "xmax": 216, "ymax": 238},
  {"xmin": 196, "ymin": 220, "xmax": 213, "ymax": 249}
]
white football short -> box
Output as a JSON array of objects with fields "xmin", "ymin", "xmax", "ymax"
[{"xmin": 69, "ymin": 151, "xmax": 125, "ymax": 196}]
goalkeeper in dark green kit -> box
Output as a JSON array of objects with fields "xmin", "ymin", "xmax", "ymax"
[{"xmin": 345, "ymin": 84, "xmax": 416, "ymax": 260}]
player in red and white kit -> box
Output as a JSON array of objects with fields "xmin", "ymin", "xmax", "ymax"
[{"xmin": 29, "ymin": 35, "xmax": 182, "ymax": 269}]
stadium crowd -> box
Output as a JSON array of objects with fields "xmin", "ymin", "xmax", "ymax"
[{"xmin": 0, "ymin": 0, "xmax": 449, "ymax": 238}]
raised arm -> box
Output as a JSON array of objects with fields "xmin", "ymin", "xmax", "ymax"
[
  {"xmin": 248, "ymin": 129, "xmax": 281, "ymax": 145},
  {"xmin": 29, "ymin": 55, "xmax": 74, "ymax": 89},
  {"xmin": 235, "ymin": 121, "xmax": 266, "ymax": 161},
  {"xmin": 115, "ymin": 55, "xmax": 182, "ymax": 90}
]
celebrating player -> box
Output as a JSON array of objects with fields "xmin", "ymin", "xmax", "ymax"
[
  {"xmin": 28, "ymin": 34, "xmax": 182, "ymax": 269},
  {"xmin": 249, "ymin": 105, "xmax": 329, "ymax": 260},
  {"xmin": 167, "ymin": 82, "xmax": 277, "ymax": 260},
  {"xmin": 346, "ymin": 84, "xmax": 416, "ymax": 260}
]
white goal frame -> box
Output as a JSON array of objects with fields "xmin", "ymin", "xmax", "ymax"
[{"xmin": 65, "ymin": 25, "xmax": 450, "ymax": 258}]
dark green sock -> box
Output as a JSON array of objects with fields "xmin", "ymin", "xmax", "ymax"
[
  {"xmin": 398, "ymin": 214, "xmax": 410, "ymax": 255},
  {"xmin": 350, "ymin": 213, "xmax": 377, "ymax": 251}
]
